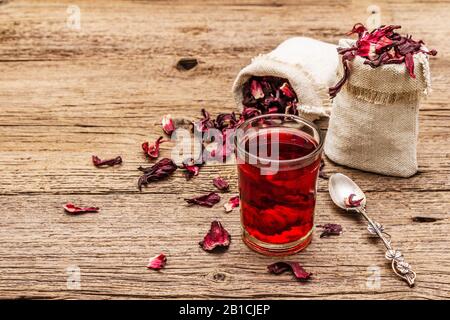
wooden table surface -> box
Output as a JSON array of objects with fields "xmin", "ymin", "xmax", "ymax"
[{"xmin": 0, "ymin": 0, "xmax": 449, "ymax": 300}]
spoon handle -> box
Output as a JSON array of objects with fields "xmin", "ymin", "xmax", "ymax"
[{"xmin": 357, "ymin": 206, "xmax": 416, "ymax": 287}]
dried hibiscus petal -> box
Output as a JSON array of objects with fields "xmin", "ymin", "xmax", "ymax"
[
  {"xmin": 267, "ymin": 261, "xmax": 312, "ymax": 282},
  {"xmin": 181, "ymin": 157, "xmax": 202, "ymax": 180},
  {"xmin": 216, "ymin": 112, "xmax": 238, "ymax": 131},
  {"xmin": 193, "ymin": 108, "xmax": 215, "ymax": 133},
  {"xmin": 138, "ymin": 158, "xmax": 177, "ymax": 191},
  {"xmin": 344, "ymin": 193, "xmax": 364, "ymax": 207},
  {"xmin": 199, "ymin": 220, "xmax": 231, "ymax": 252},
  {"xmin": 147, "ymin": 253, "xmax": 167, "ymax": 270},
  {"xmin": 224, "ymin": 195, "xmax": 239, "ymax": 213},
  {"xmin": 142, "ymin": 136, "xmax": 166, "ymax": 159},
  {"xmin": 161, "ymin": 114, "xmax": 175, "ymax": 136},
  {"xmin": 185, "ymin": 192, "xmax": 220, "ymax": 207},
  {"xmin": 213, "ymin": 177, "xmax": 230, "ymax": 191},
  {"xmin": 250, "ymin": 79, "xmax": 264, "ymax": 99},
  {"xmin": 280, "ymin": 82, "xmax": 295, "ymax": 98},
  {"xmin": 317, "ymin": 223, "xmax": 343, "ymax": 238},
  {"xmin": 63, "ymin": 203, "xmax": 99, "ymax": 214},
  {"xmin": 92, "ymin": 155, "xmax": 122, "ymax": 167}
]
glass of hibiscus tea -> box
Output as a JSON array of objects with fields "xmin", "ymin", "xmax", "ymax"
[{"xmin": 235, "ymin": 113, "xmax": 324, "ymax": 255}]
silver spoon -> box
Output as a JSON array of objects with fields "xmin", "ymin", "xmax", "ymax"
[{"xmin": 329, "ymin": 173, "xmax": 416, "ymax": 287}]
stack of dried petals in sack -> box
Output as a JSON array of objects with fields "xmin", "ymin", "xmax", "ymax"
[
  {"xmin": 233, "ymin": 37, "xmax": 340, "ymax": 121},
  {"xmin": 241, "ymin": 76, "xmax": 299, "ymax": 115},
  {"xmin": 325, "ymin": 24, "xmax": 437, "ymax": 177},
  {"xmin": 329, "ymin": 23, "xmax": 437, "ymax": 98}
]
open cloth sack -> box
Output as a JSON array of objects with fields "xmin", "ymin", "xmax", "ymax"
[
  {"xmin": 324, "ymin": 39, "xmax": 432, "ymax": 177},
  {"xmin": 232, "ymin": 37, "xmax": 339, "ymax": 121}
]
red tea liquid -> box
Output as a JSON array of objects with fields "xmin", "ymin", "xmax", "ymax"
[{"xmin": 237, "ymin": 128, "xmax": 321, "ymax": 246}]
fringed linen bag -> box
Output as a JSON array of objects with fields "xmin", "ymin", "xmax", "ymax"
[{"xmin": 324, "ymin": 39, "xmax": 432, "ymax": 177}]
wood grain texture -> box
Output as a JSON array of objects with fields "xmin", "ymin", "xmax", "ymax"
[{"xmin": 0, "ymin": 0, "xmax": 449, "ymax": 299}]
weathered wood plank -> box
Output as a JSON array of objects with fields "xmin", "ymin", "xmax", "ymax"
[{"xmin": 0, "ymin": 192, "xmax": 448, "ymax": 299}]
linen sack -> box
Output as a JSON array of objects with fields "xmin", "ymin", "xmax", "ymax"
[
  {"xmin": 232, "ymin": 37, "xmax": 339, "ymax": 121},
  {"xmin": 324, "ymin": 39, "xmax": 432, "ymax": 177}
]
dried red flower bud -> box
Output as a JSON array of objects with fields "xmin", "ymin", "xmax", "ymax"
[
  {"xmin": 280, "ymin": 82, "xmax": 295, "ymax": 98},
  {"xmin": 250, "ymin": 79, "xmax": 264, "ymax": 99},
  {"xmin": 329, "ymin": 51, "xmax": 354, "ymax": 98},
  {"xmin": 199, "ymin": 220, "xmax": 231, "ymax": 252},
  {"xmin": 344, "ymin": 193, "xmax": 364, "ymax": 207},
  {"xmin": 213, "ymin": 177, "xmax": 230, "ymax": 191},
  {"xmin": 147, "ymin": 253, "xmax": 167, "ymax": 270},
  {"xmin": 138, "ymin": 158, "xmax": 177, "ymax": 191},
  {"xmin": 193, "ymin": 108, "xmax": 215, "ymax": 133},
  {"xmin": 317, "ymin": 223, "xmax": 343, "ymax": 238},
  {"xmin": 92, "ymin": 155, "xmax": 122, "ymax": 167},
  {"xmin": 142, "ymin": 136, "xmax": 166, "ymax": 159},
  {"xmin": 63, "ymin": 203, "xmax": 99, "ymax": 214},
  {"xmin": 185, "ymin": 192, "xmax": 221, "ymax": 207},
  {"xmin": 404, "ymin": 52, "xmax": 415, "ymax": 78},
  {"xmin": 216, "ymin": 112, "xmax": 238, "ymax": 131},
  {"xmin": 161, "ymin": 114, "xmax": 175, "ymax": 136},
  {"xmin": 267, "ymin": 261, "xmax": 312, "ymax": 282},
  {"xmin": 181, "ymin": 158, "xmax": 202, "ymax": 180},
  {"xmin": 224, "ymin": 195, "xmax": 239, "ymax": 213},
  {"xmin": 348, "ymin": 22, "xmax": 367, "ymax": 37}
]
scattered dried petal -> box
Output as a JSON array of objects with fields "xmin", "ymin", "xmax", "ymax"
[
  {"xmin": 185, "ymin": 192, "xmax": 221, "ymax": 207},
  {"xmin": 142, "ymin": 136, "xmax": 166, "ymax": 159},
  {"xmin": 181, "ymin": 158, "xmax": 202, "ymax": 180},
  {"xmin": 176, "ymin": 58, "xmax": 198, "ymax": 71},
  {"xmin": 63, "ymin": 203, "xmax": 99, "ymax": 214},
  {"xmin": 161, "ymin": 114, "xmax": 175, "ymax": 136},
  {"xmin": 92, "ymin": 155, "xmax": 122, "ymax": 167},
  {"xmin": 317, "ymin": 223, "xmax": 343, "ymax": 238},
  {"xmin": 199, "ymin": 220, "xmax": 231, "ymax": 251},
  {"xmin": 147, "ymin": 253, "xmax": 167, "ymax": 270},
  {"xmin": 213, "ymin": 177, "xmax": 230, "ymax": 191},
  {"xmin": 344, "ymin": 194, "xmax": 364, "ymax": 208},
  {"xmin": 224, "ymin": 195, "xmax": 239, "ymax": 213},
  {"xmin": 138, "ymin": 158, "xmax": 177, "ymax": 191},
  {"xmin": 267, "ymin": 261, "xmax": 312, "ymax": 282},
  {"xmin": 193, "ymin": 108, "xmax": 215, "ymax": 133}
]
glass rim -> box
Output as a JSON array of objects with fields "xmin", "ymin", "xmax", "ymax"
[{"xmin": 235, "ymin": 113, "xmax": 324, "ymax": 165}]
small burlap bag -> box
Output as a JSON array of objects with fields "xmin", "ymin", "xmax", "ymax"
[
  {"xmin": 232, "ymin": 37, "xmax": 339, "ymax": 121},
  {"xmin": 324, "ymin": 39, "xmax": 432, "ymax": 177}
]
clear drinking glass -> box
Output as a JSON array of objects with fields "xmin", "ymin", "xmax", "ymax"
[{"xmin": 235, "ymin": 114, "xmax": 324, "ymax": 255}]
